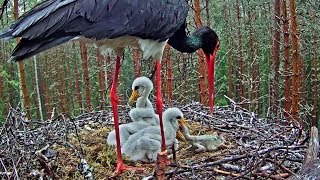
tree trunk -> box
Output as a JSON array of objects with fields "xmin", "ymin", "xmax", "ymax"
[
  {"xmin": 14, "ymin": 0, "xmax": 31, "ymax": 119},
  {"xmin": 133, "ymin": 49, "xmax": 141, "ymax": 78},
  {"xmin": 66, "ymin": 44, "xmax": 75, "ymax": 113},
  {"xmin": 289, "ymin": 0, "xmax": 300, "ymax": 123},
  {"xmin": 254, "ymin": 33, "xmax": 261, "ymax": 114},
  {"xmin": 30, "ymin": 58, "xmax": 40, "ymax": 118},
  {"xmin": 194, "ymin": 0, "xmax": 210, "ymax": 106},
  {"xmin": 51, "ymin": 49, "xmax": 59, "ymax": 113},
  {"xmin": 181, "ymin": 53, "xmax": 187, "ymax": 103},
  {"xmin": 0, "ymin": 43, "xmax": 5, "ymax": 115},
  {"xmin": 79, "ymin": 41, "xmax": 91, "ymax": 111},
  {"xmin": 59, "ymin": 47, "xmax": 68, "ymax": 113},
  {"xmin": 282, "ymin": 0, "xmax": 291, "ymax": 119},
  {"xmin": 72, "ymin": 42, "xmax": 83, "ymax": 112},
  {"xmin": 105, "ymin": 55, "xmax": 113, "ymax": 92},
  {"xmin": 300, "ymin": 56, "xmax": 306, "ymax": 110},
  {"xmin": 96, "ymin": 48, "xmax": 106, "ymax": 110},
  {"xmin": 272, "ymin": 0, "xmax": 281, "ymax": 116},
  {"xmin": 0, "ymin": 42, "xmax": 4, "ymax": 116},
  {"xmin": 161, "ymin": 52, "xmax": 166, "ymax": 101},
  {"xmin": 236, "ymin": 0, "xmax": 245, "ymax": 106},
  {"xmin": 43, "ymin": 53, "xmax": 51, "ymax": 119},
  {"xmin": 205, "ymin": 0, "xmax": 210, "ymax": 26},
  {"xmin": 266, "ymin": 3, "xmax": 274, "ymax": 116},
  {"xmin": 311, "ymin": 10, "xmax": 318, "ymax": 127},
  {"xmin": 165, "ymin": 45, "xmax": 173, "ymax": 103},
  {"xmin": 224, "ymin": 4, "xmax": 233, "ymax": 100},
  {"xmin": 33, "ymin": 56, "xmax": 44, "ymax": 120},
  {"xmin": 56, "ymin": 49, "xmax": 64, "ymax": 113},
  {"xmin": 248, "ymin": 10, "xmax": 258, "ymax": 112}
]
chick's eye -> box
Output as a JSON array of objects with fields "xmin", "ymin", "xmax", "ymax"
[
  {"xmin": 176, "ymin": 116, "xmax": 181, "ymax": 119},
  {"xmin": 134, "ymin": 86, "xmax": 139, "ymax": 90}
]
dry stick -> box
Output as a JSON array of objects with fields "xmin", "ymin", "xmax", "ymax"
[
  {"xmin": 165, "ymin": 145, "xmax": 306, "ymax": 176},
  {"xmin": 209, "ymin": 125, "xmax": 234, "ymax": 133},
  {"xmin": 10, "ymin": 158, "xmax": 19, "ymax": 180},
  {"xmin": 35, "ymin": 145, "xmax": 50, "ymax": 161},
  {"xmin": 238, "ymin": 126, "xmax": 298, "ymax": 178},
  {"xmin": 28, "ymin": 169, "xmax": 45, "ymax": 179},
  {"xmin": 35, "ymin": 147, "xmax": 57, "ymax": 179},
  {"xmin": 0, "ymin": 104, "xmax": 306, "ymax": 179},
  {"xmin": 235, "ymin": 135, "xmax": 301, "ymax": 179},
  {"xmin": 268, "ymin": 142, "xmax": 291, "ymax": 176},
  {"xmin": 254, "ymin": 172, "xmax": 290, "ymax": 179},
  {"xmin": 69, "ymin": 115, "xmax": 85, "ymax": 155},
  {"xmin": 232, "ymin": 159, "xmax": 264, "ymax": 180},
  {"xmin": 255, "ymin": 126, "xmax": 296, "ymax": 177},
  {"xmin": 184, "ymin": 105, "xmax": 265, "ymax": 137},
  {"xmin": 66, "ymin": 116, "xmax": 93, "ymax": 180},
  {"xmin": 227, "ymin": 123, "xmax": 267, "ymax": 138},
  {"xmin": 213, "ymin": 168, "xmax": 242, "ymax": 177},
  {"xmin": 230, "ymin": 124, "xmax": 276, "ymax": 178},
  {"xmin": 0, "ymin": 159, "xmax": 11, "ymax": 179},
  {"xmin": 265, "ymin": 158, "xmax": 295, "ymax": 175}
]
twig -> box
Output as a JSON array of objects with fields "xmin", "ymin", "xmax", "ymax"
[
  {"xmin": 36, "ymin": 151, "xmax": 57, "ymax": 179},
  {"xmin": 254, "ymin": 172, "xmax": 290, "ymax": 179},
  {"xmin": 213, "ymin": 168, "xmax": 242, "ymax": 177},
  {"xmin": 265, "ymin": 158, "xmax": 295, "ymax": 175},
  {"xmin": 10, "ymin": 158, "xmax": 19, "ymax": 180}
]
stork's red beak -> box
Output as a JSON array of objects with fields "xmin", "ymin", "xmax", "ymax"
[{"xmin": 205, "ymin": 41, "xmax": 220, "ymax": 112}]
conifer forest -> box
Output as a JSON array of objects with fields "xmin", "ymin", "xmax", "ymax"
[{"xmin": 0, "ymin": 0, "xmax": 319, "ymax": 179}]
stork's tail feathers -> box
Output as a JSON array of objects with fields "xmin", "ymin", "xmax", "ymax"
[
  {"xmin": 0, "ymin": 0, "xmax": 78, "ymax": 61},
  {"xmin": 9, "ymin": 35, "xmax": 76, "ymax": 62}
]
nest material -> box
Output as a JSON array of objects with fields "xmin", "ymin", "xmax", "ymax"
[{"xmin": 0, "ymin": 102, "xmax": 312, "ymax": 179}]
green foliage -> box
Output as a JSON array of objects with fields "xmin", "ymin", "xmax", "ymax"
[
  {"xmin": 0, "ymin": 0, "xmax": 319, "ymax": 124},
  {"xmin": 1, "ymin": 70, "xmax": 19, "ymax": 89},
  {"xmin": 119, "ymin": 49, "xmax": 135, "ymax": 99}
]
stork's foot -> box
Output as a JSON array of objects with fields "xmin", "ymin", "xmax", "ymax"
[
  {"xmin": 155, "ymin": 150, "xmax": 169, "ymax": 179},
  {"xmin": 113, "ymin": 160, "xmax": 144, "ymax": 176},
  {"xmin": 157, "ymin": 150, "xmax": 171, "ymax": 166}
]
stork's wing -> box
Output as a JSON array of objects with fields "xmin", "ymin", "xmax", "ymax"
[{"xmin": 0, "ymin": 0, "xmax": 189, "ymax": 61}]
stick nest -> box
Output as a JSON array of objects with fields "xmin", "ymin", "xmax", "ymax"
[{"xmin": 0, "ymin": 102, "xmax": 313, "ymax": 179}]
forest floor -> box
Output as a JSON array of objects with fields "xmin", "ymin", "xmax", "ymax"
[{"xmin": 0, "ymin": 102, "xmax": 312, "ymax": 179}]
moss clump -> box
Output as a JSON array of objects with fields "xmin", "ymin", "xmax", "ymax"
[{"xmin": 52, "ymin": 122, "xmax": 229, "ymax": 179}]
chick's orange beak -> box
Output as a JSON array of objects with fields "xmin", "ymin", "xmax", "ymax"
[
  {"xmin": 205, "ymin": 41, "xmax": 220, "ymax": 113},
  {"xmin": 178, "ymin": 118, "xmax": 189, "ymax": 128},
  {"xmin": 128, "ymin": 90, "xmax": 139, "ymax": 106},
  {"xmin": 176, "ymin": 118, "xmax": 189, "ymax": 142},
  {"xmin": 176, "ymin": 130, "xmax": 186, "ymax": 142}
]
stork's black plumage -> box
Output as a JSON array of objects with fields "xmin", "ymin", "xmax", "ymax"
[
  {"xmin": 0, "ymin": 0, "xmax": 189, "ymax": 61},
  {"xmin": 0, "ymin": 0, "xmax": 219, "ymax": 176}
]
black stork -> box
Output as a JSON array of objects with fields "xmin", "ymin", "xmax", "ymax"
[{"xmin": 0, "ymin": 0, "xmax": 220, "ymax": 174}]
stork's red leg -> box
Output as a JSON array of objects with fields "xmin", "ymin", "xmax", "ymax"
[
  {"xmin": 155, "ymin": 61, "xmax": 166, "ymax": 152},
  {"xmin": 154, "ymin": 61, "xmax": 169, "ymax": 179},
  {"xmin": 110, "ymin": 55, "xmax": 143, "ymax": 175}
]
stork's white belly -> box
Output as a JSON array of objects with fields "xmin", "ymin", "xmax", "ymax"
[{"xmin": 77, "ymin": 36, "xmax": 167, "ymax": 60}]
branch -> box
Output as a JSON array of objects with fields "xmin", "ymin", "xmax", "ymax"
[{"xmin": 165, "ymin": 145, "xmax": 306, "ymax": 176}]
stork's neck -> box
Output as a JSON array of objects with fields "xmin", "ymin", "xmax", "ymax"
[{"xmin": 168, "ymin": 28, "xmax": 202, "ymax": 54}]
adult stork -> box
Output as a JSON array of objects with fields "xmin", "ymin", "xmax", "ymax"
[{"xmin": 0, "ymin": 0, "xmax": 220, "ymax": 174}]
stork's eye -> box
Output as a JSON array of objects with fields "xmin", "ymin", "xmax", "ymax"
[
  {"xmin": 176, "ymin": 116, "xmax": 181, "ymax": 119},
  {"xmin": 134, "ymin": 86, "xmax": 139, "ymax": 90}
]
